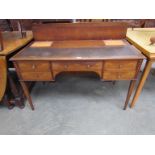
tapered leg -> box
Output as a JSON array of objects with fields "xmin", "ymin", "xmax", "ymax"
[
  {"xmin": 130, "ymin": 60, "xmax": 153, "ymax": 108},
  {"xmin": 20, "ymin": 81, "xmax": 34, "ymax": 110},
  {"xmin": 123, "ymin": 80, "xmax": 136, "ymax": 110}
]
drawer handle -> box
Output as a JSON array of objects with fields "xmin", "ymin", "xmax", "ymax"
[
  {"xmin": 119, "ymin": 65, "xmax": 122, "ymax": 68},
  {"xmin": 64, "ymin": 65, "xmax": 68, "ymax": 69},
  {"xmin": 32, "ymin": 64, "xmax": 36, "ymax": 70},
  {"xmin": 87, "ymin": 65, "xmax": 91, "ymax": 68},
  {"xmin": 118, "ymin": 75, "xmax": 121, "ymax": 78}
]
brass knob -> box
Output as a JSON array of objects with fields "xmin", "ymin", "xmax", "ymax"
[
  {"xmin": 64, "ymin": 65, "xmax": 68, "ymax": 69},
  {"xmin": 118, "ymin": 74, "xmax": 121, "ymax": 78},
  {"xmin": 150, "ymin": 36, "xmax": 155, "ymax": 45},
  {"xmin": 87, "ymin": 65, "xmax": 91, "ymax": 68},
  {"xmin": 119, "ymin": 65, "xmax": 122, "ymax": 68},
  {"xmin": 32, "ymin": 64, "xmax": 36, "ymax": 69}
]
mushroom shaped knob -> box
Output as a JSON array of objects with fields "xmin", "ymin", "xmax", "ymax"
[{"xmin": 150, "ymin": 36, "xmax": 155, "ymax": 45}]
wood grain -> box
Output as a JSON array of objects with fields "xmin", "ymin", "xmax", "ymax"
[
  {"xmin": 0, "ymin": 31, "xmax": 33, "ymax": 56},
  {"xmin": 0, "ymin": 57, "xmax": 7, "ymax": 101},
  {"xmin": 104, "ymin": 40, "xmax": 126, "ymax": 46},
  {"xmin": 51, "ymin": 40, "xmax": 105, "ymax": 48},
  {"xmin": 32, "ymin": 22, "xmax": 128, "ymax": 41},
  {"xmin": 127, "ymin": 28, "xmax": 155, "ymax": 58}
]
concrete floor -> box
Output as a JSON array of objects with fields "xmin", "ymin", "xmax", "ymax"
[{"xmin": 0, "ymin": 71, "xmax": 155, "ymax": 135}]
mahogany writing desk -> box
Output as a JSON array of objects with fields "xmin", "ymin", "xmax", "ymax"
[{"xmin": 10, "ymin": 23, "xmax": 145, "ymax": 110}]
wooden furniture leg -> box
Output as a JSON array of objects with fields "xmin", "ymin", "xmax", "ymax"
[
  {"xmin": 20, "ymin": 81, "xmax": 34, "ymax": 110},
  {"xmin": 2, "ymin": 95, "xmax": 14, "ymax": 109},
  {"xmin": 7, "ymin": 72, "xmax": 25, "ymax": 109},
  {"xmin": 123, "ymin": 80, "xmax": 136, "ymax": 110},
  {"xmin": 130, "ymin": 60, "xmax": 153, "ymax": 108}
]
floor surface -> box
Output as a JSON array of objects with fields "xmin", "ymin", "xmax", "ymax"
[{"xmin": 0, "ymin": 72, "xmax": 155, "ymax": 135}]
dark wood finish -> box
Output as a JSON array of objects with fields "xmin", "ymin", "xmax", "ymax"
[
  {"xmin": 11, "ymin": 45, "xmax": 144, "ymax": 61},
  {"xmin": 2, "ymin": 95, "xmax": 14, "ymax": 109},
  {"xmin": 32, "ymin": 22, "xmax": 128, "ymax": 41},
  {"xmin": 0, "ymin": 30, "xmax": 3, "ymax": 51},
  {"xmin": 7, "ymin": 71, "xmax": 25, "ymax": 108},
  {"xmin": 11, "ymin": 23, "xmax": 145, "ymax": 110}
]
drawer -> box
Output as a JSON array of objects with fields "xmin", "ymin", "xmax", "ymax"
[
  {"xmin": 104, "ymin": 60, "xmax": 137, "ymax": 71},
  {"xmin": 20, "ymin": 72, "xmax": 52, "ymax": 81},
  {"xmin": 52, "ymin": 61, "xmax": 102, "ymax": 71},
  {"xmin": 18, "ymin": 61, "xmax": 50, "ymax": 72},
  {"xmin": 103, "ymin": 71, "xmax": 136, "ymax": 80}
]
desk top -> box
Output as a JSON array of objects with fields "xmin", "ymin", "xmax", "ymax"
[
  {"xmin": 11, "ymin": 40, "xmax": 144, "ymax": 61},
  {"xmin": 127, "ymin": 28, "xmax": 155, "ymax": 59},
  {"xmin": 0, "ymin": 31, "xmax": 33, "ymax": 56}
]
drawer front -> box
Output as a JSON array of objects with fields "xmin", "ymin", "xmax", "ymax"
[
  {"xmin": 104, "ymin": 60, "xmax": 137, "ymax": 71},
  {"xmin": 18, "ymin": 61, "xmax": 50, "ymax": 72},
  {"xmin": 21, "ymin": 72, "xmax": 52, "ymax": 81},
  {"xmin": 103, "ymin": 71, "xmax": 136, "ymax": 80},
  {"xmin": 52, "ymin": 61, "xmax": 102, "ymax": 71}
]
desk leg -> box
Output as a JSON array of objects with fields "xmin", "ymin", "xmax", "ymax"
[
  {"xmin": 130, "ymin": 60, "xmax": 153, "ymax": 108},
  {"xmin": 20, "ymin": 81, "xmax": 34, "ymax": 110},
  {"xmin": 123, "ymin": 80, "xmax": 136, "ymax": 110}
]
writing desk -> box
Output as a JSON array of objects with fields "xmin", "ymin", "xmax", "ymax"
[
  {"xmin": 11, "ymin": 23, "xmax": 145, "ymax": 110},
  {"xmin": 0, "ymin": 31, "xmax": 33, "ymax": 107},
  {"xmin": 127, "ymin": 28, "xmax": 155, "ymax": 108}
]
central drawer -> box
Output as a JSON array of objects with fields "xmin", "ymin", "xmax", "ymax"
[{"xmin": 52, "ymin": 61, "xmax": 102, "ymax": 71}]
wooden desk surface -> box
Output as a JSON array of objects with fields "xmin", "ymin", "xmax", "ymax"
[
  {"xmin": 127, "ymin": 28, "xmax": 155, "ymax": 59},
  {"xmin": 11, "ymin": 40, "xmax": 144, "ymax": 61},
  {"xmin": 0, "ymin": 31, "xmax": 33, "ymax": 101}
]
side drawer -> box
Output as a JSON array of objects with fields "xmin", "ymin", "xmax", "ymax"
[
  {"xmin": 104, "ymin": 60, "xmax": 137, "ymax": 71},
  {"xmin": 103, "ymin": 71, "xmax": 136, "ymax": 80},
  {"xmin": 20, "ymin": 72, "xmax": 52, "ymax": 81},
  {"xmin": 18, "ymin": 61, "xmax": 50, "ymax": 72},
  {"xmin": 52, "ymin": 61, "xmax": 102, "ymax": 71}
]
